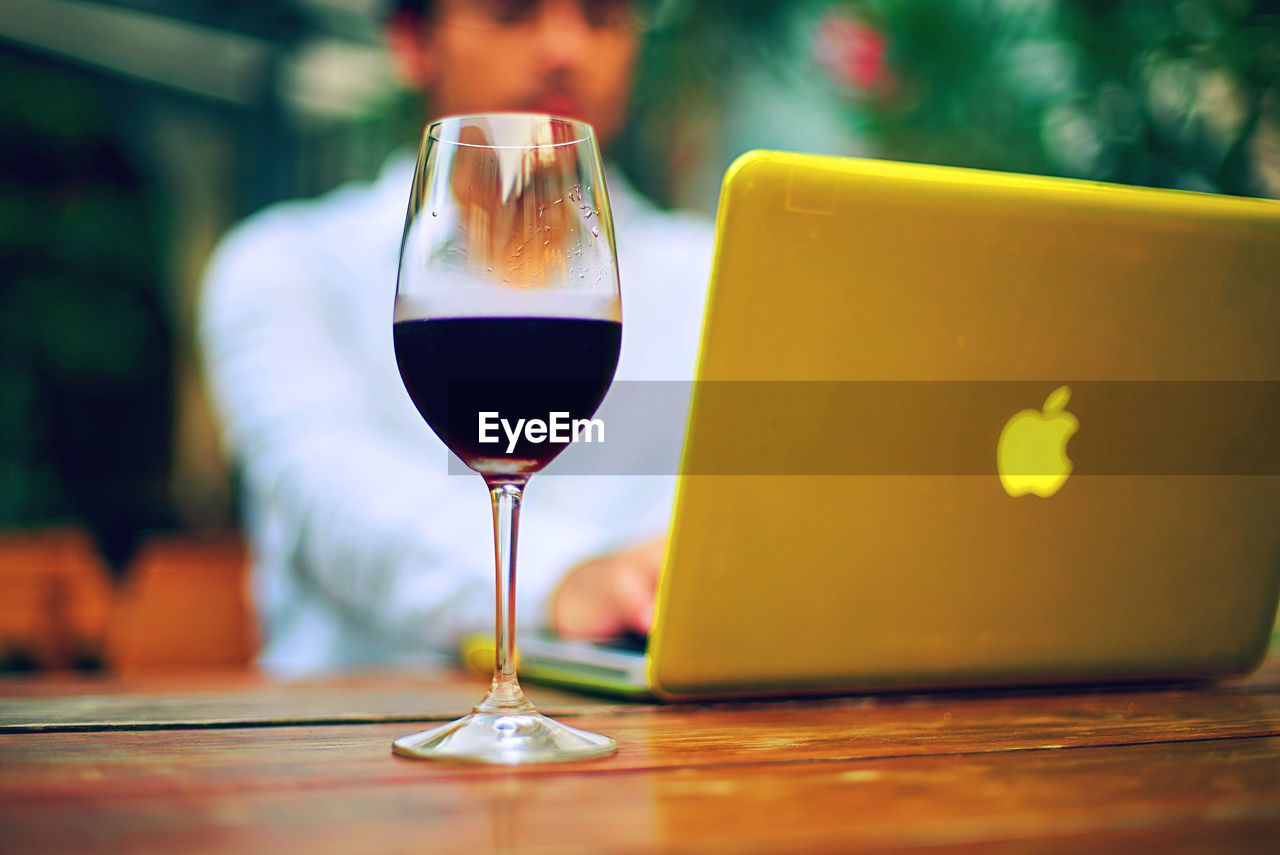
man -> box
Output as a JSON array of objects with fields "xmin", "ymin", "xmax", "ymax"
[{"xmin": 200, "ymin": 0, "xmax": 713, "ymax": 672}]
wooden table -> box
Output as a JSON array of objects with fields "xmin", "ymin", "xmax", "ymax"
[{"xmin": 2, "ymin": 655, "xmax": 1279, "ymax": 854}]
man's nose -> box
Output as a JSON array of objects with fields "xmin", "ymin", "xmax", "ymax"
[{"xmin": 532, "ymin": 0, "xmax": 593, "ymax": 69}]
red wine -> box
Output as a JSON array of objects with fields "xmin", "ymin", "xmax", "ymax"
[{"xmin": 394, "ymin": 316, "xmax": 621, "ymax": 477}]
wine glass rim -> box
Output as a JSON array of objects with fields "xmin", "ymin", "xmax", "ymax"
[{"xmin": 426, "ymin": 113, "xmax": 597, "ymax": 150}]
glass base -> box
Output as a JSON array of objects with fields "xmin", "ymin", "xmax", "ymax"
[{"xmin": 392, "ymin": 711, "xmax": 617, "ymax": 765}]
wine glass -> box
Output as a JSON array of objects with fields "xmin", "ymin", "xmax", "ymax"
[{"xmin": 390, "ymin": 114, "xmax": 622, "ymax": 764}]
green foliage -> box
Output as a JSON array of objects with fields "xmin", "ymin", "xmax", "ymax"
[
  {"xmin": 829, "ymin": 0, "xmax": 1279, "ymax": 196},
  {"xmin": 1055, "ymin": 0, "xmax": 1279, "ymax": 195},
  {"xmin": 622, "ymin": 0, "xmax": 1278, "ymax": 198},
  {"xmin": 0, "ymin": 52, "xmax": 175, "ymax": 560}
]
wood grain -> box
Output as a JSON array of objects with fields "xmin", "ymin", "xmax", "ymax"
[
  {"xmin": 0, "ymin": 670, "xmax": 648, "ymax": 732},
  {"xmin": 1, "ymin": 653, "xmax": 1276, "ymax": 732},
  {"xmin": 1, "ymin": 735, "xmax": 1276, "ymax": 854},
  {"xmin": 2, "ymin": 656, "xmax": 1278, "ymax": 854},
  {"xmin": 2, "ymin": 685, "xmax": 1278, "ymax": 796}
]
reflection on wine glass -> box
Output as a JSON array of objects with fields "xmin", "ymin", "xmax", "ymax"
[{"xmin": 391, "ymin": 114, "xmax": 621, "ymax": 764}]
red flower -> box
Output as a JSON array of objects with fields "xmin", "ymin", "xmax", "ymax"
[{"xmin": 815, "ymin": 11, "xmax": 892, "ymax": 95}]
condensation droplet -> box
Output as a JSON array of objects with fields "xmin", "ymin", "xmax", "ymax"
[
  {"xmin": 544, "ymin": 240, "xmax": 550, "ymax": 246},
  {"xmin": 431, "ymin": 211, "xmax": 438, "ymax": 217},
  {"xmin": 591, "ymin": 226, "xmax": 600, "ymax": 237}
]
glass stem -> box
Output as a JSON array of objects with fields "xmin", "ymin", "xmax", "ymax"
[{"xmin": 475, "ymin": 480, "xmax": 536, "ymax": 715}]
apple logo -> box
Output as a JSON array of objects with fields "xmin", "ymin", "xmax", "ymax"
[{"xmin": 997, "ymin": 385, "xmax": 1078, "ymax": 498}]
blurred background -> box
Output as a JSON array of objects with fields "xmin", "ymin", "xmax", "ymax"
[{"xmin": 2, "ymin": 0, "xmax": 1278, "ymax": 674}]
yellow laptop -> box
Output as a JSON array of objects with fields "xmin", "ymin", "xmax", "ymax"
[{"xmin": 513, "ymin": 150, "xmax": 1280, "ymax": 701}]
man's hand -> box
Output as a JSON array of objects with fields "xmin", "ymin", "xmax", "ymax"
[{"xmin": 549, "ymin": 536, "xmax": 665, "ymax": 639}]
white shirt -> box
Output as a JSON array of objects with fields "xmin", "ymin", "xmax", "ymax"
[{"xmin": 200, "ymin": 153, "xmax": 713, "ymax": 674}]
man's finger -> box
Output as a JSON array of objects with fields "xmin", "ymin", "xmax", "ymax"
[{"xmin": 612, "ymin": 559, "xmax": 658, "ymax": 633}]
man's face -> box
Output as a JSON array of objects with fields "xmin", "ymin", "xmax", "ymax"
[{"xmin": 398, "ymin": 0, "xmax": 641, "ymax": 146}]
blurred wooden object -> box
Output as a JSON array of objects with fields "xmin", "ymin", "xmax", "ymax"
[
  {"xmin": 0, "ymin": 657, "xmax": 1277, "ymax": 853},
  {"xmin": 0, "ymin": 527, "xmax": 113, "ymax": 670},
  {"xmin": 104, "ymin": 533, "xmax": 256, "ymax": 675}
]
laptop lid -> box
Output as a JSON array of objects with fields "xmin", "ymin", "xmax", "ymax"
[{"xmin": 643, "ymin": 151, "xmax": 1280, "ymax": 700}]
